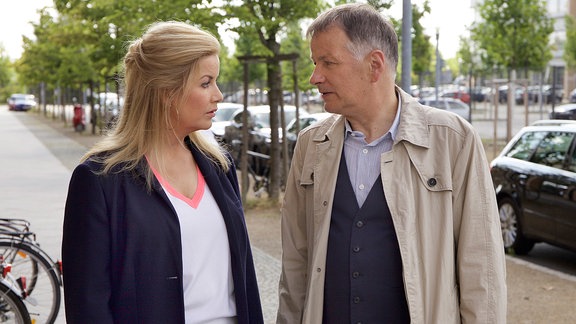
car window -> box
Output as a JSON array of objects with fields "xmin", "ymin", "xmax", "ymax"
[
  {"xmin": 448, "ymin": 101, "xmax": 464, "ymax": 110},
  {"xmin": 530, "ymin": 131, "xmax": 575, "ymax": 169},
  {"xmin": 505, "ymin": 131, "xmax": 547, "ymax": 160},
  {"xmin": 447, "ymin": 101, "xmax": 466, "ymax": 114},
  {"xmin": 253, "ymin": 112, "xmax": 270, "ymax": 128},
  {"xmin": 232, "ymin": 111, "xmax": 245, "ymax": 124},
  {"xmin": 426, "ymin": 100, "xmax": 444, "ymax": 109},
  {"xmin": 214, "ymin": 108, "xmax": 238, "ymax": 122}
]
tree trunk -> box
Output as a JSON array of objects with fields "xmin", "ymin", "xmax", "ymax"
[{"xmin": 266, "ymin": 57, "xmax": 282, "ymax": 201}]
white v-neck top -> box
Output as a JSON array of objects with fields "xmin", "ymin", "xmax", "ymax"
[{"xmin": 150, "ymin": 163, "xmax": 237, "ymax": 324}]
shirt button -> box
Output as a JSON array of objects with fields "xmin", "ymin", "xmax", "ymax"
[
  {"xmin": 356, "ymin": 221, "xmax": 364, "ymax": 228},
  {"xmin": 362, "ymin": 148, "xmax": 368, "ymax": 154},
  {"xmin": 353, "ymin": 296, "xmax": 360, "ymax": 304},
  {"xmin": 358, "ymin": 184, "xmax": 365, "ymax": 190}
]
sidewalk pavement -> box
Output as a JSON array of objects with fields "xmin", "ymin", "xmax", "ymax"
[{"xmin": 0, "ymin": 107, "xmax": 280, "ymax": 323}]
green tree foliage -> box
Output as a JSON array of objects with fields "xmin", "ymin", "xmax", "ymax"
[
  {"xmin": 222, "ymin": 0, "xmax": 324, "ymax": 200},
  {"xmin": 471, "ymin": 0, "xmax": 553, "ymax": 72},
  {"xmin": 335, "ymin": 0, "xmax": 391, "ymax": 10},
  {"xmin": 17, "ymin": 9, "xmax": 65, "ymax": 100},
  {"xmin": 564, "ymin": 15, "xmax": 576, "ymax": 69},
  {"xmin": 0, "ymin": 46, "xmax": 12, "ymax": 96},
  {"xmin": 280, "ymin": 22, "xmax": 315, "ymax": 95}
]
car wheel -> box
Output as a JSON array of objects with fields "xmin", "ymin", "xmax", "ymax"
[{"xmin": 498, "ymin": 197, "xmax": 535, "ymax": 255}]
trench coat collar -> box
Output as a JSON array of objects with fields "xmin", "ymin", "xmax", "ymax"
[{"xmin": 310, "ymin": 86, "xmax": 431, "ymax": 149}]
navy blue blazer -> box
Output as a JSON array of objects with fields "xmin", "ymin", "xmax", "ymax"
[{"xmin": 62, "ymin": 137, "xmax": 263, "ymax": 324}]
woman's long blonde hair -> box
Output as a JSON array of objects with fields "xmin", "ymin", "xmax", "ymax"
[{"xmin": 83, "ymin": 21, "xmax": 230, "ymax": 188}]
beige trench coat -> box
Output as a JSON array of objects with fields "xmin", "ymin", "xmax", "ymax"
[{"xmin": 277, "ymin": 88, "xmax": 507, "ymax": 324}]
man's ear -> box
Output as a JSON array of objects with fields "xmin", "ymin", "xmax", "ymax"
[{"xmin": 369, "ymin": 50, "xmax": 386, "ymax": 82}]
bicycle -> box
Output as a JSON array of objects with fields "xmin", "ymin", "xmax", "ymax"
[
  {"xmin": 228, "ymin": 139, "xmax": 271, "ymax": 197},
  {"xmin": 0, "ymin": 255, "xmax": 32, "ymax": 324},
  {"xmin": 0, "ymin": 219, "xmax": 62, "ymax": 324}
]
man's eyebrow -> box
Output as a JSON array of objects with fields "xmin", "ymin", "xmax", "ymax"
[{"xmin": 312, "ymin": 55, "xmax": 332, "ymax": 61}]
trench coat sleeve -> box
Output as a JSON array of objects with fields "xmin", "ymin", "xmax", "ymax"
[
  {"xmin": 277, "ymin": 132, "xmax": 310, "ymax": 324},
  {"xmin": 454, "ymin": 128, "xmax": 507, "ymax": 323},
  {"xmin": 62, "ymin": 163, "xmax": 114, "ymax": 323}
]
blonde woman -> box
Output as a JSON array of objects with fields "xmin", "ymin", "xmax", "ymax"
[{"xmin": 62, "ymin": 21, "xmax": 263, "ymax": 324}]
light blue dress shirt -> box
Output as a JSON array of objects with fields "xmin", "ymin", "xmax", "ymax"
[{"xmin": 344, "ymin": 94, "xmax": 401, "ymax": 207}]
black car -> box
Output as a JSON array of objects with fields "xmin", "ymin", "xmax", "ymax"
[
  {"xmin": 223, "ymin": 105, "xmax": 300, "ymax": 176},
  {"xmin": 285, "ymin": 112, "xmax": 333, "ymax": 158},
  {"xmin": 490, "ymin": 122, "xmax": 576, "ymax": 255},
  {"xmin": 549, "ymin": 104, "xmax": 576, "ymax": 120},
  {"xmin": 528, "ymin": 85, "xmax": 563, "ymax": 105}
]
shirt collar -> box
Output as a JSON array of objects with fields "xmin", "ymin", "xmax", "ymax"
[{"xmin": 344, "ymin": 89, "xmax": 402, "ymax": 141}]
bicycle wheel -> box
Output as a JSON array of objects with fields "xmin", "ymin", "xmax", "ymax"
[
  {"xmin": 0, "ymin": 282, "xmax": 32, "ymax": 324},
  {"xmin": 0, "ymin": 241, "xmax": 61, "ymax": 324}
]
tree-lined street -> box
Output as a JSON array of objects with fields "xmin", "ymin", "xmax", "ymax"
[{"xmin": 3, "ymin": 104, "xmax": 576, "ymax": 322}]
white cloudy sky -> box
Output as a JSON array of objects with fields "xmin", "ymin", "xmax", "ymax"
[
  {"xmin": 388, "ymin": 0, "xmax": 475, "ymax": 58},
  {"xmin": 0, "ymin": 0, "xmax": 474, "ymax": 60}
]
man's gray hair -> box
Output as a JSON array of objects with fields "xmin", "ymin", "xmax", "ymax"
[{"xmin": 307, "ymin": 3, "xmax": 398, "ymax": 77}]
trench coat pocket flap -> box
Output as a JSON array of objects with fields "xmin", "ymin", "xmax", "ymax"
[{"xmin": 417, "ymin": 172, "xmax": 452, "ymax": 192}]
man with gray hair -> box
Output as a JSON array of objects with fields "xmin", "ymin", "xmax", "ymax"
[{"xmin": 277, "ymin": 3, "xmax": 506, "ymax": 323}]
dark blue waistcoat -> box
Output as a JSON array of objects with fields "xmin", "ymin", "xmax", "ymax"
[{"xmin": 323, "ymin": 154, "xmax": 410, "ymax": 324}]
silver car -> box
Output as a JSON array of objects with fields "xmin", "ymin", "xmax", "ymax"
[{"xmin": 418, "ymin": 97, "xmax": 471, "ymax": 122}]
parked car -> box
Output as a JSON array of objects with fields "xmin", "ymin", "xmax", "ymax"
[
  {"xmin": 498, "ymin": 83, "xmax": 525, "ymax": 104},
  {"xmin": 440, "ymin": 88, "xmax": 471, "ymax": 104},
  {"xmin": 94, "ymin": 92, "xmax": 124, "ymax": 126},
  {"xmin": 514, "ymin": 86, "xmax": 534, "ymax": 105},
  {"xmin": 470, "ymin": 86, "xmax": 492, "ymax": 102},
  {"xmin": 531, "ymin": 119, "xmax": 576, "ymax": 127},
  {"xmin": 570, "ymin": 88, "xmax": 576, "ymax": 103},
  {"xmin": 410, "ymin": 86, "xmax": 435, "ymax": 99},
  {"xmin": 498, "ymin": 85, "xmax": 510, "ymax": 103},
  {"xmin": 490, "ymin": 122, "xmax": 576, "ymax": 255},
  {"xmin": 223, "ymin": 105, "xmax": 302, "ymax": 175},
  {"xmin": 285, "ymin": 112, "xmax": 333, "ymax": 158},
  {"xmin": 527, "ymin": 85, "xmax": 563, "ymax": 105},
  {"xmin": 418, "ymin": 97, "xmax": 471, "ymax": 122},
  {"xmin": 210, "ymin": 102, "xmax": 243, "ymax": 143},
  {"xmin": 7, "ymin": 94, "xmax": 37, "ymax": 111},
  {"xmin": 549, "ymin": 103, "xmax": 576, "ymax": 120}
]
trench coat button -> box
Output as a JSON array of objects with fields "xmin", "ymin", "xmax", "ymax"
[
  {"xmin": 316, "ymin": 268, "xmax": 322, "ymax": 273},
  {"xmin": 323, "ymin": 201, "xmax": 328, "ymax": 206},
  {"xmin": 353, "ymin": 246, "xmax": 360, "ymax": 252},
  {"xmin": 352, "ymin": 271, "xmax": 360, "ymax": 278},
  {"xmin": 356, "ymin": 220, "xmax": 364, "ymax": 228},
  {"xmin": 427, "ymin": 178, "xmax": 437, "ymax": 187},
  {"xmin": 353, "ymin": 296, "xmax": 360, "ymax": 304}
]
